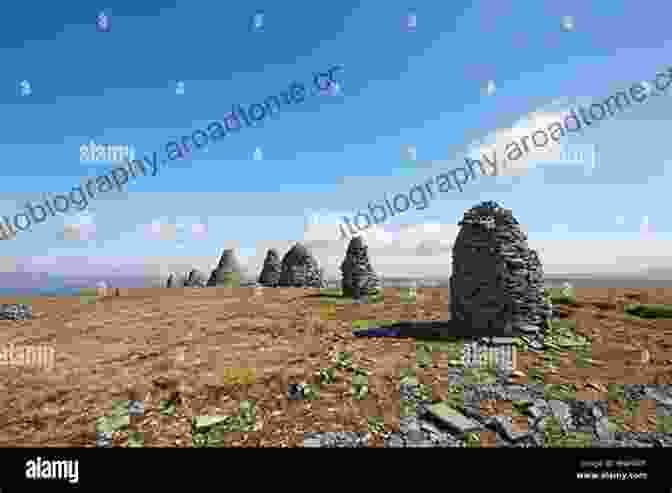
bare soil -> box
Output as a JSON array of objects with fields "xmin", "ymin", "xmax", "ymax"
[{"xmin": 1, "ymin": 287, "xmax": 671, "ymax": 447}]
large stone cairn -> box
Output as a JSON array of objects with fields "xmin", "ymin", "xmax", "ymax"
[
  {"xmin": 183, "ymin": 269, "xmax": 207, "ymax": 287},
  {"xmin": 449, "ymin": 201, "xmax": 550, "ymax": 337},
  {"xmin": 207, "ymin": 249, "xmax": 242, "ymax": 288},
  {"xmin": 278, "ymin": 243, "xmax": 326, "ymax": 288},
  {"xmin": 340, "ymin": 236, "xmax": 381, "ymax": 299},
  {"xmin": 258, "ymin": 248, "xmax": 281, "ymax": 287},
  {"xmin": 0, "ymin": 304, "xmax": 33, "ymax": 321}
]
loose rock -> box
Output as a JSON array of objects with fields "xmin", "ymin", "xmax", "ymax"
[{"xmin": 0, "ymin": 304, "xmax": 33, "ymax": 321}]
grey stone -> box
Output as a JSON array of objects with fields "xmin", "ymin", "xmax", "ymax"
[
  {"xmin": 167, "ymin": 273, "xmax": 182, "ymax": 288},
  {"xmin": 517, "ymin": 324, "xmax": 541, "ymax": 334},
  {"xmin": 594, "ymin": 416, "xmax": 614, "ymax": 441},
  {"xmin": 489, "ymin": 337, "xmax": 517, "ymax": 345},
  {"xmin": 425, "ymin": 402, "xmax": 483, "ymax": 434},
  {"xmin": 548, "ymin": 399, "xmax": 573, "ymax": 432},
  {"xmin": 0, "ymin": 304, "xmax": 32, "ymax": 321},
  {"xmin": 303, "ymin": 437, "xmax": 322, "ymax": 447},
  {"xmin": 406, "ymin": 428, "xmax": 425, "ymax": 442},
  {"xmin": 385, "ymin": 435, "xmax": 406, "ymax": 447},
  {"xmin": 96, "ymin": 431, "xmax": 114, "ymax": 447},
  {"xmin": 488, "ymin": 416, "xmax": 533, "ymax": 442},
  {"xmin": 302, "ymin": 431, "xmax": 369, "ymax": 447},
  {"xmin": 128, "ymin": 400, "xmax": 144, "ymax": 416},
  {"xmin": 183, "ymin": 269, "xmax": 207, "ymax": 287},
  {"xmin": 527, "ymin": 400, "xmax": 548, "ymax": 420},
  {"xmin": 645, "ymin": 385, "xmax": 672, "ymax": 407},
  {"xmin": 287, "ymin": 383, "xmax": 308, "ymax": 400}
]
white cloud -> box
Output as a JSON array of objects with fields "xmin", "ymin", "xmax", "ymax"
[
  {"xmin": 465, "ymin": 98, "xmax": 599, "ymax": 178},
  {"xmin": 302, "ymin": 208, "xmax": 349, "ymax": 245}
]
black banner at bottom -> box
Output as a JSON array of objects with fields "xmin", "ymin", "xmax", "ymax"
[{"xmin": 0, "ymin": 447, "xmax": 667, "ymax": 491}]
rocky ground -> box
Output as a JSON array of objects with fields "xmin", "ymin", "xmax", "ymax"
[{"xmin": 0, "ymin": 287, "xmax": 670, "ymax": 447}]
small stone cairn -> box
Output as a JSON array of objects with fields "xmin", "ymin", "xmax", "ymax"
[
  {"xmin": 258, "ymin": 249, "xmax": 281, "ymax": 287},
  {"xmin": 166, "ymin": 273, "xmax": 180, "ymax": 288},
  {"xmin": 96, "ymin": 281, "xmax": 108, "ymax": 298},
  {"xmin": 340, "ymin": 236, "xmax": 381, "ymax": 299},
  {"xmin": 278, "ymin": 243, "xmax": 326, "ymax": 288},
  {"xmin": 183, "ymin": 269, "xmax": 207, "ymax": 287},
  {"xmin": 0, "ymin": 304, "xmax": 33, "ymax": 321},
  {"xmin": 449, "ymin": 201, "xmax": 551, "ymax": 340},
  {"xmin": 207, "ymin": 249, "xmax": 242, "ymax": 288}
]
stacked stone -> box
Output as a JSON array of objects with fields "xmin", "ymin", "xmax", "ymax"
[
  {"xmin": 166, "ymin": 273, "xmax": 179, "ymax": 288},
  {"xmin": 340, "ymin": 236, "xmax": 381, "ymax": 299},
  {"xmin": 449, "ymin": 201, "xmax": 550, "ymax": 338},
  {"xmin": 183, "ymin": 269, "xmax": 207, "ymax": 287},
  {"xmin": 258, "ymin": 249, "xmax": 281, "ymax": 287},
  {"xmin": 0, "ymin": 304, "xmax": 33, "ymax": 321},
  {"xmin": 207, "ymin": 249, "xmax": 242, "ymax": 288},
  {"xmin": 278, "ymin": 243, "xmax": 326, "ymax": 288}
]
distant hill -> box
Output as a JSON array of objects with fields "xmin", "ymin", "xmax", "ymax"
[
  {"xmin": 0, "ymin": 268, "xmax": 668, "ymax": 297},
  {"xmin": 0, "ymin": 272, "xmax": 159, "ymax": 296}
]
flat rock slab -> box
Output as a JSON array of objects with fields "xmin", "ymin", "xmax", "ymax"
[{"xmin": 424, "ymin": 402, "xmax": 483, "ymax": 434}]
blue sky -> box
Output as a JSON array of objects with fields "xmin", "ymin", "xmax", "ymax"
[{"xmin": 0, "ymin": 0, "xmax": 670, "ymax": 283}]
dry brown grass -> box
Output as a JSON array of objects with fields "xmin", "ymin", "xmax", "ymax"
[{"xmin": 0, "ymin": 286, "xmax": 670, "ymax": 446}]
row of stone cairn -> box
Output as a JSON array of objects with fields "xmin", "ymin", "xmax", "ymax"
[
  {"xmin": 166, "ymin": 250, "xmax": 239, "ymax": 289},
  {"xmin": 166, "ymin": 237, "xmax": 381, "ymax": 298},
  {"xmin": 257, "ymin": 238, "xmax": 381, "ymax": 297},
  {"xmin": 166, "ymin": 201, "xmax": 552, "ymax": 338}
]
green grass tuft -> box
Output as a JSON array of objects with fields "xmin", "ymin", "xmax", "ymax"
[
  {"xmin": 624, "ymin": 303, "xmax": 672, "ymax": 319},
  {"xmin": 544, "ymin": 287, "xmax": 578, "ymax": 306},
  {"xmin": 79, "ymin": 288, "xmax": 99, "ymax": 297}
]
